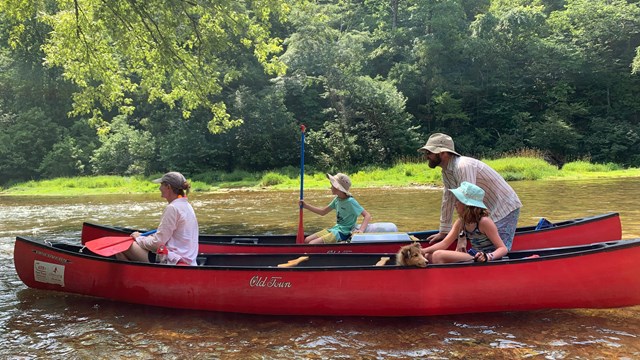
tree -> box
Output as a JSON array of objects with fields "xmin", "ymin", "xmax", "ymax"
[
  {"xmin": 38, "ymin": 136, "xmax": 86, "ymax": 178},
  {"xmin": 0, "ymin": 0, "xmax": 291, "ymax": 132},
  {"xmin": 0, "ymin": 108, "xmax": 63, "ymax": 183},
  {"xmin": 227, "ymin": 87, "xmax": 299, "ymax": 171},
  {"xmin": 280, "ymin": 2, "xmax": 419, "ymax": 169},
  {"xmin": 90, "ymin": 115, "xmax": 154, "ymax": 175}
]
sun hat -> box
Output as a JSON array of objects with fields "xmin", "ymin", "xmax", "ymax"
[
  {"xmin": 418, "ymin": 133, "xmax": 460, "ymax": 156},
  {"xmin": 152, "ymin": 171, "xmax": 188, "ymax": 190},
  {"xmin": 327, "ymin": 173, "xmax": 352, "ymax": 196},
  {"xmin": 449, "ymin": 181, "xmax": 487, "ymax": 209}
]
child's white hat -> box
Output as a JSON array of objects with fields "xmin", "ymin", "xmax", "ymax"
[{"xmin": 327, "ymin": 173, "xmax": 352, "ymax": 196}]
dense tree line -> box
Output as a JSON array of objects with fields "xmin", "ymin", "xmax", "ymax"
[{"xmin": 1, "ymin": 0, "xmax": 639, "ymax": 186}]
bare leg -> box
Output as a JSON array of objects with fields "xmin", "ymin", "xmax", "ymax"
[
  {"xmin": 304, "ymin": 234, "xmax": 319, "ymax": 244},
  {"xmin": 431, "ymin": 249, "xmax": 474, "ymax": 264},
  {"xmin": 116, "ymin": 241, "xmax": 150, "ymax": 263}
]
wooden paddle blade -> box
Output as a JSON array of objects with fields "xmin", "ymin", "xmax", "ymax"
[
  {"xmin": 375, "ymin": 257, "xmax": 390, "ymax": 266},
  {"xmin": 277, "ymin": 256, "xmax": 309, "ymax": 268},
  {"xmin": 85, "ymin": 236, "xmax": 134, "ymax": 256}
]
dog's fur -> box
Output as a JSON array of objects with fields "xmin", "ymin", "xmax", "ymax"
[{"xmin": 396, "ymin": 242, "xmax": 428, "ymax": 267}]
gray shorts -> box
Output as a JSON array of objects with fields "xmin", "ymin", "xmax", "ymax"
[{"xmin": 496, "ymin": 208, "xmax": 520, "ymax": 251}]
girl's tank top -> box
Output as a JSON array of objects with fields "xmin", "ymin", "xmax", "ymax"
[{"xmin": 462, "ymin": 223, "xmax": 496, "ymax": 253}]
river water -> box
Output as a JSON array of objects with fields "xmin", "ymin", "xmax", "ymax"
[{"xmin": 1, "ymin": 178, "xmax": 639, "ymax": 359}]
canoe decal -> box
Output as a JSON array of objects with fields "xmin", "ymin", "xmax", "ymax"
[
  {"xmin": 250, "ymin": 276, "xmax": 292, "ymax": 288},
  {"xmin": 33, "ymin": 249, "xmax": 70, "ymax": 264},
  {"xmin": 34, "ymin": 260, "xmax": 65, "ymax": 287}
]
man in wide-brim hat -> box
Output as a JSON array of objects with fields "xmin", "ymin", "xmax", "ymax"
[{"xmin": 418, "ymin": 133, "xmax": 522, "ymax": 251}]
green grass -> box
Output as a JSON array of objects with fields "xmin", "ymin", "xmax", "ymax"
[
  {"xmin": 3, "ymin": 156, "xmax": 640, "ymax": 196},
  {"xmin": 2, "ymin": 175, "xmax": 213, "ymax": 196},
  {"xmin": 484, "ymin": 157, "xmax": 560, "ymax": 181}
]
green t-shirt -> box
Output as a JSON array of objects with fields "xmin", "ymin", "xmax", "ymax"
[{"xmin": 327, "ymin": 196, "xmax": 364, "ymax": 238}]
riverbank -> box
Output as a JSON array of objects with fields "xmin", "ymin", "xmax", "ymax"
[{"xmin": 2, "ymin": 157, "xmax": 640, "ymax": 196}]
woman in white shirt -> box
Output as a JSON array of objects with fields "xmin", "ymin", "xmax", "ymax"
[{"xmin": 116, "ymin": 171, "xmax": 199, "ymax": 265}]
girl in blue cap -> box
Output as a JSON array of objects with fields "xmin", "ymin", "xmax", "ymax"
[{"xmin": 420, "ymin": 181, "xmax": 508, "ymax": 264}]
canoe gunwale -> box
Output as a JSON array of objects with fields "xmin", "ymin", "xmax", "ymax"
[
  {"xmin": 82, "ymin": 212, "xmax": 620, "ymax": 243},
  {"xmin": 16, "ymin": 235, "xmax": 633, "ymax": 271}
]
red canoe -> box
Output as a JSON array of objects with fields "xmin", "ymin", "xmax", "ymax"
[
  {"xmin": 81, "ymin": 212, "xmax": 622, "ymax": 254},
  {"xmin": 14, "ymin": 235, "xmax": 640, "ymax": 316}
]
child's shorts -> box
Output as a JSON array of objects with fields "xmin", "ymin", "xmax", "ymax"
[{"xmin": 310, "ymin": 229, "xmax": 349, "ymax": 244}]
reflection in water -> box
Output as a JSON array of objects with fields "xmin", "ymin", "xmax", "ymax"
[{"xmin": 1, "ymin": 178, "xmax": 640, "ymax": 358}]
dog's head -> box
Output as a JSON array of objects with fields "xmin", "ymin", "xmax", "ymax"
[{"xmin": 396, "ymin": 242, "xmax": 428, "ymax": 267}]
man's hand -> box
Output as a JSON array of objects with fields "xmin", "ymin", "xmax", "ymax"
[{"xmin": 427, "ymin": 232, "xmax": 447, "ymax": 244}]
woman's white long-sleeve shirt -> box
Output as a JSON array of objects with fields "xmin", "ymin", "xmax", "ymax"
[{"xmin": 136, "ymin": 197, "xmax": 199, "ymax": 265}]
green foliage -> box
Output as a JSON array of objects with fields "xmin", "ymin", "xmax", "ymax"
[
  {"xmin": 528, "ymin": 113, "xmax": 582, "ymax": 164},
  {"xmin": 5, "ymin": 156, "xmax": 640, "ymax": 196},
  {"xmin": 304, "ymin": 74, "xmax": 419, "ymax": 170},
  {"xmin": 583, "ymin": 117, "xmax": 640, "ymax": 167},
  {"xmin": 485, "ymin": 157, "xmax": 560, "ymax": 180},
  {"xmin": 2, "ymin": 0, "xmax": 291, "ymax": 131},
  {"xmin": 260, "ymin": 172, "xmax": 289, "ymax": 186},
  {"xmin": 4, "ymin": 176, "xmax": 158, "ymax": 195},
  {"xmin": 227, "ymin": 87, "xmax": 299, "ymax": 171},
  {"xmin": 90, "ymin": 115, "xmax": 154, "ymax": 175},
  {"xmin": 38, "ymin": 136, "xmax": 86, "ymax": 178},
  {"xmin": 1, "ymin": 0, "xmax": 640, "ymax": 187},
  {"xmin": 0, "ymin": 108, "xmax": 62, "ymax": 183},
  {"xmin": 146, "ymin": 108, "xmax": 230, "ymax": 175},
  {"xmin": 192, "ymin": 169, "xmax": 261, "ymax": 185},
  {"xmin": 562, "ymin": 161, "xmax": 621, "ymax": 172}
]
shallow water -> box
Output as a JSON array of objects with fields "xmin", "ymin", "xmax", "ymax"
[{"xmin": 1, "ymin": 178, "xmax": 639, "ymax": 359}]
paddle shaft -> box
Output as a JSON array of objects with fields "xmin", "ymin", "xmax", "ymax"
[
  {"xmin": 296, "ymin": 125, "xmax": 306, "ymax": 244},
  {"xmin": 141, "ymin": 229, "xmax": 158, "ymax": 237}
]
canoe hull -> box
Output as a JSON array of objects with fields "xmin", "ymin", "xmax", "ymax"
[
  {"xmin": 14, "ymin": 236, "xmax": 640, "ymax": 317},
  {"xmin": 81, "ymin": 212, "xmax": 622, "ymax": 254}
]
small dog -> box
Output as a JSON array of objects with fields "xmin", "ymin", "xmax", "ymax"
[{"xmin": 396, "ymin": 242, "xmax": 428, "ymax": 267}]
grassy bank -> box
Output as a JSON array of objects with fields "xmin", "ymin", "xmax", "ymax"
[{"xmin": 2, "ymin": 157, "xmax": 640, "ymax": 196}]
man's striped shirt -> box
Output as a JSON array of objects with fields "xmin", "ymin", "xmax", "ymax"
[{"xmin": 439, "ymin": 156, "xmax": 522, "ymax": 233}]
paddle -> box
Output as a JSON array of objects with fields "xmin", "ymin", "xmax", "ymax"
[
  {"xmin": 296, "ymin": 124, "xmax": 306, "ymax": 244},
  {"xmin": 277, "ymin": 256, "xmax": 309, "ymax": 267},
  {"xmin": 85, "ymin": 229, "xmax": 157, "ymax": 256}
]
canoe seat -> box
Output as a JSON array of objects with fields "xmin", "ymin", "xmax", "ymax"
[
  {"xmin": 351, "ymin": 232, "xmax": 412, "ymax": 243},
  {"xmin": 231, "ymin": 237, "xmax": 259, "ymax": 244}
]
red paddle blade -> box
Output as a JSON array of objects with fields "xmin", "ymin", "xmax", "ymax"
[{"xmin": 85, "ymin": 236, "xmax": 134, "ymax": 256}]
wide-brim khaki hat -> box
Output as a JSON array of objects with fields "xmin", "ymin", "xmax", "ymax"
[
  {"xmin": 327, "ymin": 173, "xmax": 352, "ymax": 196},
  {"xmin": 418, "ymin": 133, "xmax": 460, "ymax": 156}
]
